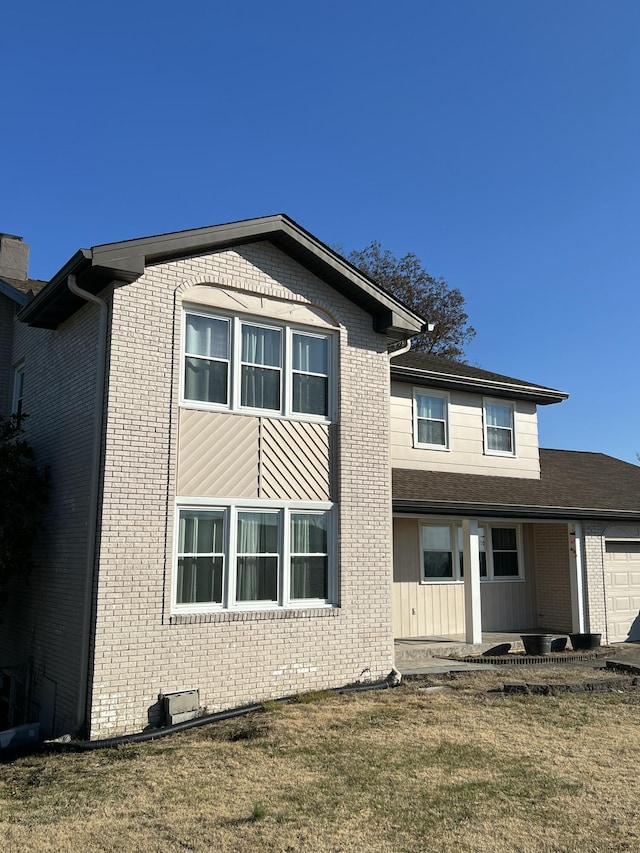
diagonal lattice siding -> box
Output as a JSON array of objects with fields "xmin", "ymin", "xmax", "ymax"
[
  {"xmin": 260, "ymin": 418, "xmax": 333, "ymax": 501},
  {"xmin": 177, "ymin": 409, "xmax": 259, "ymax": 497}
]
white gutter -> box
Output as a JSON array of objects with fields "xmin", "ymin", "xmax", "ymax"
[
  {"xmin": 67, "ymin": 273, "xmax": 108, "ymax": 737},
  {"xmin": 388, "ymin": 338, "xmax": 413, "ymax": 360}
]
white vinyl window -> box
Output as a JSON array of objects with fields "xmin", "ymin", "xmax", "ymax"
[
  {"xmin": 414, "ymin": 390, "xmax": 449, "ymax": 449},
  {"xmin": 484, "ymin": 399, "xmax": 515, "ymax": 455},
  {"xmin": 421, "ymin": 522, "xmax": 523, "ymax": 583},
  {"xmin": 11, "ymin": 362, "xmax": 25, "ymax": 417},
  {"xmin": 174, "ymin": 502, "xmax": 335, "ymax": 612},
  {"xmin": 183, "ymin": 310, "xmax": 333, "ymax": 420}
]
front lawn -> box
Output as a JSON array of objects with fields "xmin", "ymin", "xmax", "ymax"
[{"xmin": 1, "ymin": 667, "xmax": 639, "ymax": 852}]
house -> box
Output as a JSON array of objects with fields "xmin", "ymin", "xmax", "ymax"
[
  {"xmin": 389, "ymin": 351, "xmax": 640, "ymax": 646},
  {"xmin": 1, "ymin": 216, "xmax": 639, "ymax": 741}
]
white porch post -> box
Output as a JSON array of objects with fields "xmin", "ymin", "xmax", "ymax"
[
  {"xmin": 462, "ymin": 518, "xmax": 482, "ymax": 644},
  {"xmin": 568, "ymin": 522, "xmax": 586, "ymax": 633}
]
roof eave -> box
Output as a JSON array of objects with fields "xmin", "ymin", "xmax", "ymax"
[
  {"xmin": 392, "ymin": 499, "xmax": 640, "ymax": 522},
  {"xmin": 18, "ymin": 214, "xmax": 425, "ymax": 337},
  {"xmin": 0, "ymin": 279, "xmax": 28, "ymax": 306},
  {"xmin": 391, "ymin": 365, "xmax": 568, "ymax": 405}
]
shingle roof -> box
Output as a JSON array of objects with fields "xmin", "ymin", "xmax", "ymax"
[
  {"xmin": 0, "ymin": 276, "xmax": 48, "ymax": 297},
  {"xmin": 391, "ymin": 351, "xmax": 568, "ymax": 405},
  {"xmin": 393, "ymin": 449, "xmax": 640, "ymax": 521}
]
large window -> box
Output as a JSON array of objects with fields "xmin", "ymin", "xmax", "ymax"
[
  {"xmin": 421, "ymin": 522, "xmax": 522, "ymax": 582},
  {"xmin": 414, "ymin": 390, "xmax": 449, "ymax": 449},
  {"xmin": 183, "ymin": 310, "xmax": 333, "ymax": 420},
  {"xmin": 484, "ymin": 399, "xmax": 515, "ymax": 455},
  {"xmin": 174, "ymin": 503, "xmax": 334, "ymax": 612}
]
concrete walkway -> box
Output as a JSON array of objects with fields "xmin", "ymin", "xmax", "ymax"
[{"xmin": 394, "ymin": 634, "xmax": 640, "ymax": 677}]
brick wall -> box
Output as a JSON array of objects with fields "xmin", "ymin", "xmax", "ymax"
[
  {"xmin": 533, "ymin": 523, "xmax": 573, "ymax": 631},
  {"xmin": 0, "ymin": 302, "xmax": 100, "ymax": 736},
  {"xmin": 88, "ymin": 242, "xmax": 394, "ymax": 738},
  {"xmin": 582, "ymin": 524, "xmax": 607, "ymax": 635}
]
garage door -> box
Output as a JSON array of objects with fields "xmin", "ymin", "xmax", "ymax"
[{"xmin": 605, "ymin": 540, "xmax": 640, "ymax": 643}]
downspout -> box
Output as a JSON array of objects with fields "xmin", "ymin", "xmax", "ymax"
[
  {"xmin": 67, "ymin": 273, "xmax": 108, "ymax": 736},
  {"xmin": 388, "ymin": 338, "xmax": 412, "ymax": 360}
]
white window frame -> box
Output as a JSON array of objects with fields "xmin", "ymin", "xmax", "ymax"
[
  {"xmin": 181, "ymin": 308, "xmax": 335, "ymax": 423},
  {"xmin": 172, "ymin": 499, "xmax": 336, "ymax": 614},
  {"xmin": 11, "ymin": 361, "xmax": 25, "ymax": 416},
  {"xmin": 413, "ymin": 388, "xmax": 450, "ymax": 451},
  {"xmin": 483, "ymin": 398, "xmax": 516, "ymax": 457},
  {"xmin": 420, "ymin": 520, "xmax": 524, "ymax": 584}
]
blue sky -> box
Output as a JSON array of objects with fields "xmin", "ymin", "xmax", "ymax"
[{"xmin": 2, "ymin": 1, "xmax": 639, "ymax": 462}]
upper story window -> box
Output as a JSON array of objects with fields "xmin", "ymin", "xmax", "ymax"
[
  {"xmin": 484, "ymin": 399, "xmax": 515, "ymax": 456},
  {"xmin": 183, "ymin": 310, "xmax": 333, "ymax": 421},
  {"xmin": 413, "ymin": 389, "xmax": 449, "ymax": 450}
]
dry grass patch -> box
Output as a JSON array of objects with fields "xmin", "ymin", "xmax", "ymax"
[{"xmin": 1, "ymin": 669, "xmax": 640, "ymax": 852}]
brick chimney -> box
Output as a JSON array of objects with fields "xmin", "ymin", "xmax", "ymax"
[{"xmin": 0, "ymin": 233, "xmax": 29, "ymax": 281}]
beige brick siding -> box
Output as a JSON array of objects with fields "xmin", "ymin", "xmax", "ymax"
[
  {"xmin": 582, "ymin": 524, "xmax": 608, "ymax": 636},
  {"xmin": 89, "ymin": 242, "xmax": 394, "ymax": 738},
  {"xmin": 0, "ymin": 302, "xmax": 100, "ymax": 736},
  {"xmin": 533, "ymin": 523, "xmax": 572, "ymax": 631}
]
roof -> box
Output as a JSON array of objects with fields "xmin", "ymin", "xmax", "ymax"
[
  {"xmin": 0, "ymin": 276, "xmax": 47, "ymax": 305},
  {"xmin": 393, "ymin": 449, "xmax": 640, "ymax": 521},
  {"xmin": 17, "ymin": 214, "xmax": 425, "ymax": 340},
  {"xmin": 391, "ymin": 351, "xmax": 568, "ymax": 405}
]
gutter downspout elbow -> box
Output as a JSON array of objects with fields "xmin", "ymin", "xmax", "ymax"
[
  {"xmin": 67, "ymin": 273, "xmax": 108, "ymax": 738},
  {"xmin": 388, "ymin": 338, "xmax": 412, "ymax": 360}
]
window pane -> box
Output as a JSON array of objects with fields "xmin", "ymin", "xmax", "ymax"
[
  {"xmin": 424, "ymin": 552, "xmax": 453, "ymax": 578},
  {"xmin": 177, "ymin": 557, "xmax": 223, "ymax": 603},
  {"xmin": 416, "ymin": 395, "xmax": 444, "ymax": 420},
  {"xmin": 237, "ymin": 512, "xmax": 279, "ymax": 554},
  {"xmin": 241, "ymin": 325, "xmax": 281, "ymax": 367},
  {"xmin": 492, "ymin": 528, "xmax": 517, "ymax": 551},
  {"xmin": 291, "ymin": 556, "xmax": 327, "ymax": 599},
  {"xmin": 291, "ymin": 513, "xmax": 327, "ymax": 553},
  {"xmin": 422, "ymin": 526, "xmax": 451, "ymax": 551},
  {"xmin": 185, "ymin": 357, "xmax": 228, "ymax": 404},
  {"xmin": 293, "ymin": 374, "xmax": 327, "ymax": 416},
  {"xmin": 486, "ymin": 403, "xmax": 511, "ymax": 428},
  {"xmin": 487, "ymin": 427, "xmax": 512, "ymax": 453},
  {"xmin": 179, "ymin": 510, "xmax": 224, "ymax": 553},
  {"xmin": 493, "ymin": 552, "xmax": 519, "ymax": 577},
  {"xmin": 186, "ymin": 315, "xmax": 228, "ymax": 358},
  {"xmin": 292, "ymin": 334, "xmax": 328, "ymax": 374},
  {"xmin": 236, "ymin": 556, "xmax": 278, "ymax": 601},
  {"xmin": 241, "ymin": 366, "xmax": 280, "ymax": 409},
  {"xmin": 418, "ymin": 419, "xmax": 445, "ymax": 446}
]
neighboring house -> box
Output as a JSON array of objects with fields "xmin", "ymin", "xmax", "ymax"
[
  {"xmin": 0, "ymin": 217, "xmax": 639, "ymax": 741},
  {"xmin": 390, "ymin": 352, "xmax": 640, "ymax": 646}
]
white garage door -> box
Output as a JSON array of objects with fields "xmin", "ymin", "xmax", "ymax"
[{"xmin": 605, "ymin": 540, "xmax": 640, "ymax": 643}]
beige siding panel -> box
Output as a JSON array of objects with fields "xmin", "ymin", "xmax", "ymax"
[
  {"xmin": 260, "ymin": 419, "xmax": 332, "ymax": 501},
  {"xmin": 390, "ymin": 381, "xmax": 541, "ymax": 478},
  {"xmin": 185, "ymin": 286, "xmax": 337, "ymax": 329},
  {"xmin": 392, "ymin": 517, "xmax": 465, "ymax": 637},
  {"xmin": 480, "ymin": 582, "xmax": 537, "ymax": 631},
  {"xmin": 177, "ymin": 409, "xmax": 259, "ymax": 498}
]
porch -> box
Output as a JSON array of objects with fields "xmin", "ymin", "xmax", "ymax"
[{"xmin": 394, "ymin": 631, "xmax": 570, "ymax": 675}]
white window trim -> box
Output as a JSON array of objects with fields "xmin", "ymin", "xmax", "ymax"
[
  {"xmin": 419, "ymin": 520, "xmax": 524, "ymax": 584},
  {"xmin": 483, "ymin": 397, "xmax": 516, "ymax": 457},
  {"xmin": 172, "ymin": 499, "xmax": 337, "ymax": 614},
  {"xmin": 413, "ymin": 388, "xmax": 450, "ymax": 451},
  {"xmin": 11, "ymin": 361, "xmax": 25, "ymax": 416},
  {"xmin": 181, "ymin": 307, "xmax": 336, "ymax": 424}
]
